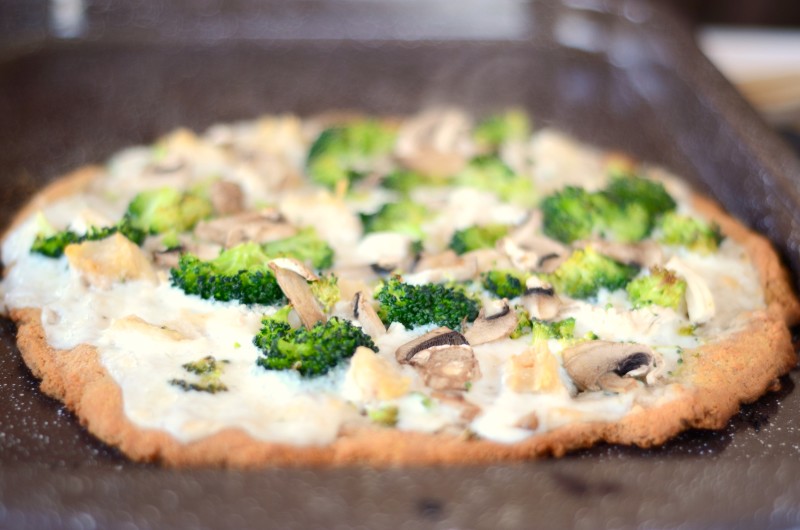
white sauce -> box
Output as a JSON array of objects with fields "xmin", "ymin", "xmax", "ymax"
[{"xmin": 0, "ymin": 115, "xmax": 767, "ymax": 447}]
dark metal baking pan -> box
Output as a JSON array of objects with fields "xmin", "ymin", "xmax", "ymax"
[{"xmin": 2, "ymin": 1, "xmax": 800, "ymax": 528}]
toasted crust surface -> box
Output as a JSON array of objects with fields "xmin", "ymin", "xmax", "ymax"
[{"xmin": 5, "ymin": 168, "xmax": 799, "ymax": 467}]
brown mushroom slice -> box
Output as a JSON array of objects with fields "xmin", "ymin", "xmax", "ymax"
[
  {"xmin": 464, "ymin": 300, "xmax": 518, "ymax": 345},
  {"xmin": 194, "ymin": 210, "xmax": 296, "ymax": 247},
  {"xmin": 406, "ymin": 250, "xmax": 478, "ymax": 284},
  {"xmin": 581, "ymin": 239, "xmax": 663, "ymax": 269},
  {"xmin": 395, "ymin": 328, "xmax": 480, "ymax": 391},
  {"xmin": 462, "ymin": 248, "xmax": 512, "ymax": 274},
  {"xmin": 395, "ymin": 327, "xmax": 469, "ymax": 363},
  {"xmin": 499, "ymin": 236, "xmax": 569, "ymax": 273},
  {"xmin": 268, "ymin": 261, "xmax": 325, "ymax": 329},
  {"xmin": 521, "ymin": 277, "xmax": 562, "ymax": 321},
  {"xmin": 268, "ymin": 257, "xmax": 319, "ymax": 281},
  {"xmin": 209, "ymin": 180, "xmax": 244, "ymax": 216},
  {"xmin": 395, "ymin": 108, "xmax": 472, "ymax": 176},
  {"xmin": 352, "ymin": 291, "xmax": 387, "ymax": 339},
  {"xmin": 355, "ymin": 232, "xmax": 416, "ymax": 274},
  {"xmin": 562, "ymin": 341, "xmax": 662, "ymax": 393}
]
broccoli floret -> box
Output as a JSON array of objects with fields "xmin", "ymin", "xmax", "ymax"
[
  {"xmin": 375, "ymin": 277, "xmax": 479, "ymax": 330},
  {"xmin": 254, "ymin": 316, "xmax": 376, "ymax": 377},
  {"xmin": 170, "ymin": 242, "xmax": 284, "ymax": 305},
  {"xmin": 658, "ymin": 212, "xmax": 723, "ymax": 254},
  {"xmin": 454, "ymin": 155, "xmax": 536, "ymax": 206},
  {"xmin": 380, "ymin": 170, "xmax": 448, "ymax": 194},
  {"xmin": 604, "ymin": 173, "xmax": 676, "ymax": 218},
  {"xmin": 543, "ymin": 246, "xmax": 637, "ymax": 299},
  {"xmin": 31, "ymin": 218, "xmax": 147, "ymax": 258},
  {"xmin": 310, "ymin": 274, "xmax": 341, "ymax": 313},
  {"xmin": 306, "ymin": 120, "xmax": 396, "ymax": 189},
  {"xmin": 531, "ymin": 317, "xmax": 576, "ymax": 342},
  {"xmin": 540, "ymin": 186, "xmax": 605, "ymax": 244},
  {"xmin": 510, "ymin": 305, "xmax": 532, "ymax": 339},
  {"xmin": 482, "ymin": 269, "xmax": 529, "ymax": 298},
  {"xmin": 541, "ymin": 176, "xmax": 677, "ymax": 244},
  {"xmin": 360, "ymin": 200, "xmax": 431, "ymax": 240},
  {"xmin": 474, "ymin": 109, "xmax": 531, "ymax": 150},
  {"xmin": 169, "ymin": 355, "xmax": 229, "ymax": 393},
  {"xmin": 626, "ymin": 266, "xmax": 687, "ymax": 310},
  {"xmin": 367, "ymin": 405, "xmax": 399, "ymax": 426},
  {"xmin": 449, "ymin": 223, "xmax": 510, "ymax": 255},
  {"xmin": 126, "ymin": 187, "xmax": 212, "ymax": 235},
  {"xmin": 261, "ymin": 227, "xmax": 335, "ymax": 270}
]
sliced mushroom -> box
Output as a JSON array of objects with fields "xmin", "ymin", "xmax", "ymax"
[
  {"xmin": 665, "ymin": 257, "xmax": 715, "ymax": 324},
  {"xmin": 562, "ymin": 341, "xmax": 662, "ymax": 393},
  {"xmin": 209, "ymin": 180, "xmax": 244, "ymax": 216},
  {"xmin": 499, "ymin": 236, "xmax": 569, "ymax": 273},
  {"xmin": 405, "ymin": 250, "xmax": 478, "ymax": 284},
  {"xmin": 521, "ymin": 276, "xmax": 562, "ymax": 321},
  {"xmin": 269, "ymin": 260, "xmax": 325, "ymax": 328},
  {"xmin": 461, "ymin": 248, "xmax": 513, "ymax": 274},
  {"xmin": 194, "ymin": 210, "xmax": 296, "ymax": 248},
  {"xmin": 352, "ymin": 291, "xmax": 387, "ymax": 339},
  {"xmin": 464, "ymin": 300, "xmax": 518, "ymax": 345},
  {"xmin": 395, "ymin": 108, "xmax": 472, "ymax": 176},
  {"xmin": 579, "ymin": 239, "xmax": 663, "ymax": 269},
  {"xmin": 395, "ymin": 327, "xmax": 480, "ymax": 391},
  {"xmin": 269, "ymin": 257, "xmax": 319, "ymax": 281},
  {"xmin": 395, "ymin": 327, "xmax": 469, "ymax": 363}
]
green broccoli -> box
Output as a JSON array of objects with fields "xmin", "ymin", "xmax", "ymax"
[
  {"xmin": 482, "ymin": 269, "xmax": 529, "ymax": 298},
  {"xmin": 541, "ymin": 176, "xmax": 677, "ymax": 244},
  {"xmin": 473, "ymin": 109, "xmax": 531, "ymax": 150},
  {"xmin": 169, "ymin": 355, "xmax": 229, "ymax": 394},
  {"xmin": 375, "ymin": 277, "xmax": 479, "ymax": 330},
  {"xmin": 380, "ymin": 170, "xmax": 448, "ymax": 194},
  {"xmin": 306, "ymin": 120, "xmax": 396, "ymax": 189},
  {"xmin": 170, "ymin": 242, "xmax": 283, "ymax": 305},
  {"xmin": 658, "ymin": 212, "xmax": 723, "ymax": 254},
  {"xmin": 604, "ymin": 173, "xmax": 676, "ymax": 218},
  {"xmin": 449, "ymin": 223, "xmax": 510, "ymax": 255},
  {"xmin": 531, "ymin": 317, "xmax": 576, "ymax": 342},
  {"xmin": 126, "ymin": 187, "xmax": 213, "ymax": 235},
  {"xmin": 31, "ymin": 218, "xmax": 147, "ymax": 258},
  {"xmin": 367, "ymin": 405, "xmax": 400, "ymax": 427},
  {"xmin": 510, "ymin": 305, "xmax": 532, "ymax": 339},
  {"xmin": 543, "ymin": 246, "xmax": 637, "ymax": 299},
  {"xmin": 254, "ymin": 316, "xmax": 376, "ymax": 377},
  {"xmin": 310, "ymin": 274, "xmax": 341, "ymax": 313},
  {"xmin": 626, "ymin": 266, "xmax": 687, "ymax": 310},
  {"xmin": 454, "ymin": 155, "xmax": 536, "ymax": 206},
  {"xmin": 261, "ymin": 227, "xmax": 335, "ymax": 270},
  {"xmin": 360, "ymin": 200, "xmax": 431, "ymax": 240}
]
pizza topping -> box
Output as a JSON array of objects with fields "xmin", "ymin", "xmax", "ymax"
[
  {"xmin": 354, "ymin": 232, "xmax": 417, "ymax": 273},
  {"xmin": 506, "ymin": 344, "xmax": 568, "ymax": 394},
  {"xmin": 352, "ymin": 291, "xmax": 386, "ymax": 339},
  {"xmin": 375, "ymin": 277, "xmax": 479, "ymax": 330},
  {"xmin": 464, "ymin": 300, "xmax": 518, "ymax": 345},
  {"xmin": 626, "ymin": 267, "xmax": 687, "ymax": 310},
  {"xmin": 658, "ymin": 212, "xmax": 724, "ymax": 254},
  {"xmin": 584, "ymin": 239, "xmax": 664, "ymax": 269},
  {"xmin": 65, "ymin": 232, "xmax": 157, "ymax": 288},
  {"xmin": 269, "ymin": 260, "xmax": 325, "ymax": 328},
  {"xmin": 665, "ymin": 257, "xmax": 716, "ymax": 324},
  {"xmin": 407, "ymin": 342, "xmax": 480, "ymax": 392},
  {"xmin": 209, "ymin": 180, "xmax": 244, "ymax": 216},
  {"xmin": 395, "ymin": 107, "xmax": 472, "ymax": 176},
  {"xmin": 405, "ymin": 250, "xmax": 478, "ymax": 285},
  {"xmin": 194, "ymin": 210, "xmax": 297, "ymax": 248},
  {"xmin": 345, "ymin": 346, "xmax": 410, "ymax": 401},
  {"xmin": 562, "ymin": 341, "xmax": 661, "ymax": 393},
  {"xmin": 521, "ymin": 277, "xmax": 563, "ymax": 321}
]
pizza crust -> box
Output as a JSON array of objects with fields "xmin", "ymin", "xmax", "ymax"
[{"xmin": 5, "ymin": 176, "xmax": 799, "ymax": 466}]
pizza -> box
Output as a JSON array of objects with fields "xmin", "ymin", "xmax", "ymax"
[{"xmin": 2, "ymin": 108, "xmax": 798, "ymax": 467}]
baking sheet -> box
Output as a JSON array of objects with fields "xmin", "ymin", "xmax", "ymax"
[{"xmin": 2, "ymin": 1, "xmax": 800, "ymax": 528}]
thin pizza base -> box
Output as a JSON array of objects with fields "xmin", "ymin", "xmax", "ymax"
[{"xmin": 4, "ymin": 166, "xmax": 799, "ymax": 467}]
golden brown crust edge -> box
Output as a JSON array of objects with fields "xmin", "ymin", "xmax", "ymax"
[{"xmin": 4, "ymin": 175, "xmax": 799, "ymax": 467}]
